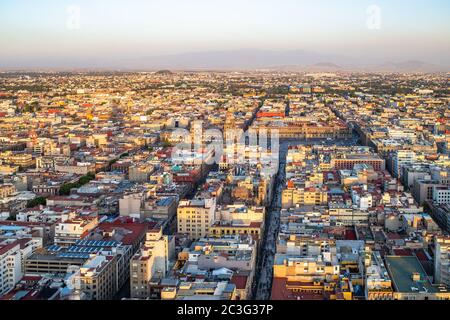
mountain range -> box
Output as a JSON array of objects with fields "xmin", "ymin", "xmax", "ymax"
[
  {"xmin": 115, "ymin": 49, "xmax": 449, "ymax": 73},
  {"xmin": 2, "ymin": 49, "xmax": 448, "ymax": 73}
]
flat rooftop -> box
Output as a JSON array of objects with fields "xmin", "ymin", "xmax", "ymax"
[{"xmin": 385, "ymin": 256, "xmax": 449, "ymax": 294}]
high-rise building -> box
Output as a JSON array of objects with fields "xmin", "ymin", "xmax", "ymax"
[
  {"xmin": 413, "ymin": 179, "xmax": 445, "ymax": 205},
  {"xmin": 74, "ymin": 255, "xmax": 118, "ymax": 300},
  {"xmin": 392, "ymin": 150, "xmax": 416, "ymax": 178},
  {"xmin": 0, "ymin": 241, "xmax": 22, "ymax": 296},
  {"xmin": 435, "ymin": 236, "xmax": 450, "ymax": 286},
  {"xmin": 433, "ymin": 186, "xmax": 450, "ymax": 205},
  {"xmin": 130, "ymin": 227, "xmax": 170, "ymax": 299}
]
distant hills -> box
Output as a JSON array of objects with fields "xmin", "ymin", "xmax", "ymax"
[
  {"xmin": 268, "ymin": 60, "xmax": 446, "ymax": 73},
  {"xmin": 375, "ymin": 60, "xmax": 444, "ymax": 73},
  {"xmin": 273, "ymin": 62, "xmax": 343, "ymax": 73},
  {"xmin": 2, "ymin": 49, "xmax": 448, "ymax": 73},
  {"xmin": 117, "ymin": 49, "xmax": 449, "ymax": 73},
  {"xmin": 119, "ymin": 49, "xmax": 348, "ymax": 70}
]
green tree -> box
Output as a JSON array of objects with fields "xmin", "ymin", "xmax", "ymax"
[
  {"xmin": 59, "ymin": 172, "xmax": 95, "ymax": 195},
  {"xmin": 27, "ymin": 196, "xmax": 47, "ymax": 208}
]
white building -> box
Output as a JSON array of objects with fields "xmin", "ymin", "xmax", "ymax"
[
  {"xmin": 130, "ymin": 227, "xmax": 170, "ymax": 299},
  {"xmin": 433, "ymin": 186, "xmax": 450, "ymax": 205},
  {"xmin": 392, "ymin": 150, "xmax": 416, "ymax": 178},
  {"xmin": 54, "ymin": 217, "xmax": 99, "ymax": 247},
  {"xmin": 0, "ymin": 240, "xmax": 32, "ymax": 296},
  {"xmin": 352, "ymin": 190, "xmax": 373, "ymax": 210},
  {"xmin": 119, "ymin": 194, "xmax": 143, "ymax": 218},
  {"xmin": 434, "ymin": 236, "xmax": 450, "ymax": 286}
]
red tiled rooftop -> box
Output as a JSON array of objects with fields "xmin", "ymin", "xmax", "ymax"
[
  {"xmin": 0, "ymin": 242, "xmax": 18, "ymax": 256},
  {"xmin": 0, "ymin": 221, "xmax": 53, "ymax": 227},
  {"xmin": 271, "ymin": 278, "xmax": 324, "ymax": 301},
  {"xmin": 94, "ymin": 221, "xmax": 149, "ymax": 245}
]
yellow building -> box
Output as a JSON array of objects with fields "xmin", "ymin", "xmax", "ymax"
[
  {"xmin": 282, "ymin": 187, "xmax": 328, "ymax": 209},
  {"xmin": 177, "ymin": 198, "xmax": 216, "ymax": 240},
  {"xmin": 271, "ymin": 255, "xmax": 352, "ymax": 300},
  {"xmin": 307, "ymin": 172, "xmax": 324, "ymax": 185},
  {"xmin": 209, "ymin": 221, "xmax": 263, "ymax": 239},
  {"xmin": 0, "ymin": 151, "xmax": 34, "ymax": 168},
  {"xmin": 0, "ymin": 184, "xmax": 16, "ymax": 199},
  {"xmin": 273, "ymin": 256, "xmax": 340, "ymax": 281}
]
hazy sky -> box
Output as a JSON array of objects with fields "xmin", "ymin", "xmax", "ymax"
[{"xmin": 1, "ymin": 0, "xmax": 450, "ymax": 68}]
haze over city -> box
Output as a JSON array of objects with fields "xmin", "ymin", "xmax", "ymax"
[
  {"xmin": 1, "ymin": 0, "xmax": 450, "ymax": 70},
  {"xmin": 1, "ymin": 0, "xmax": 450, "ymax": 314}
]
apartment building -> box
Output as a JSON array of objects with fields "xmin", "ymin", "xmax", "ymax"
[
  {"xmin": 74, "ymin": 255, "xmax": 118, "ymax": 300},
  {"xmin": 161, "ymin": 281, "xmax": 237, "ymax": 300},
  {"xmin": 401, "ymin": 164, "xmax": 432, "ymax": 191},
  {"xmin": 433, "ymin": 186, "xmax": 450, "ymax": 205},
  {"xmin": 328, "ymin": 204, "xmax": 370, "ymax": 226},
  {"xmin": 413, "ymin": 179, "xmax": 444, "ymax": 205},
  {"xmin": 177, "ymin": 235, "xmax": 257, "ymax": 300},
  {"xmin": 119, "ymin": 193, "xmax": 143, "ymax": 217},
  {"xmin": 0, "ymin": 184, "xmax": 16, "ymax": 199},
  {"xmin": 0, "ymin": 152, "xmax": 34, "ymax": 168},
  {"xmin": 435, "ymin": 236, "xmax": 450, "ymax": 287},
  {"xmin": 365, "ymin": 251, "xmax": 394, "ymax": 300},
  {"xmin": 130, "ymin": 227, "xmax": 169, "ymax": 299},
  {"xmin": 54, "ymin": 216, "xmax": 99, "ymax": 247},
  {"xmin": 331, "ymin": 155, "xmax": 386, "ymax": 171},
  {"xmin": 271, "ymin": 254, "xmax": 348, "ymax": 300},
  {"xmin": 282, "ymin": 187, "xmax": 328, "ymax": 209},
  {"xmin": 430, "ymin": 204, "xmax": 450, "ymax": 233},
  {"xmin": 55, "ymin": 162, "xmax": 95, "ymax": 175},
  {"xmin": 216, "ymin": 204, "xmax": 265, "ymax": 223},
  {"xmin": 392, "ymin": 150, "xmax": 416, "ymax": 178},
  {"xmin": 177, "ymin": 198, "xmax": 216, "ymax": 240},
  {"xmin": 0, "ymin": 241, "xmax": 22, "ymax": 296},
  {"xmin": 128, "ymin": 165, "xmax": 154, "ymax": 182}
]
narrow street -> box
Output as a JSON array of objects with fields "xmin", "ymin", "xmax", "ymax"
[
  {"xmin": 253, "ymin": 135, "xmax": 360, "ymax": 300},
  {"xmin": 253, "ymin": 141, "xmax": 288, "ymax": 300}
]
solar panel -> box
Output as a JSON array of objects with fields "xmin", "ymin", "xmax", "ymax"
[{"xmin": 48, "ymin": 245, "xmax": 62, "ymax": 252}]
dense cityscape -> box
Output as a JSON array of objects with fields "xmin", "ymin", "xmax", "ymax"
[{"xmin": 0, "ymin": 70, "xmax": 449, "ymax": 301}]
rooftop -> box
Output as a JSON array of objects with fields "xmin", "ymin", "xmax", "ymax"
[{"xmin": 385, "ymin": 256, "xmax": 449, "ymax": 294}]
